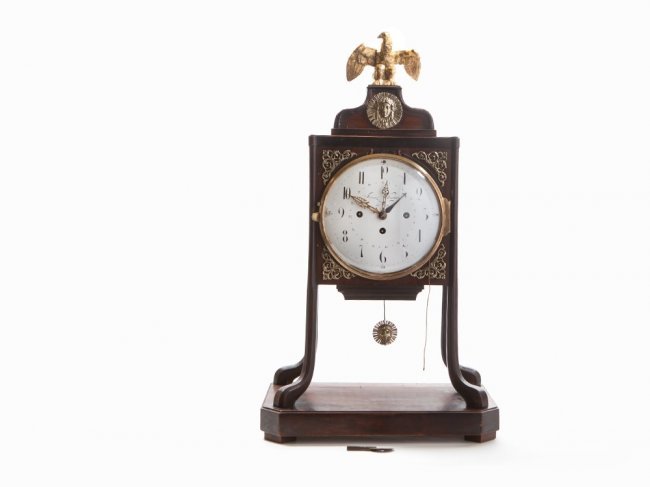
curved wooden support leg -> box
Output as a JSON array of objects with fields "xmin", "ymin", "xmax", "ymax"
[
  {"xmin": 445, "ymin": 161, "xmax": 488, "ymax": 409},
  {"xmin": 273, "ymin": 281, "xmax": 317, "ymax": 408},
  {"xmin": 441, "ymin": 284, "xmax": 448, "ymax": 364},
  {"xmin": 459, "ymin": 365, "xmax": 482, "ymax": 387},
  {"xmin": 273, "ymin": 221, "xmax": 318, "ymax": 409},
  {"xmin": 273, "ymin": 358, "xmax": 304, "ymax": 386},
  {"xmin": 441, "ymin": 285, "xmax": 482, "ymax": 386},
  {"xmin": 445, "ymin": 280, "xmax": 488, "ymax": 409}
]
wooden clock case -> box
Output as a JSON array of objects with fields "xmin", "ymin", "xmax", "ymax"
[{"xmin": 260, "ymin": 86, "xmax": 499, "ymax": 443}]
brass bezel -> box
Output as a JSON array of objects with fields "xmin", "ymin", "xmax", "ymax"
[{"xmin": 318, "ymin": 153, "xmax": 450, "ymax": 281}]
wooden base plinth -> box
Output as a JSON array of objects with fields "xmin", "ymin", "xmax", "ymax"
[{"xmin": 261, "ymin": 383, "xmax": 498, "ymax": 443}]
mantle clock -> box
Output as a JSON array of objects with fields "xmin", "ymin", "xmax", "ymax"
[{"xmin": 260, "ymin": 33, "xmax": 499, "ymax": 444}]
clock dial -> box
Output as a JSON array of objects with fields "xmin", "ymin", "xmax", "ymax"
[{"xmin": 320, "ymin": 154, "xmax": 445, "ymax": 279}]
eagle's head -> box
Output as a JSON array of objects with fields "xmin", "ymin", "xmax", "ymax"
[{"xmin": 377, "ymin": 32, "xmax": 392, "ymax": 52}]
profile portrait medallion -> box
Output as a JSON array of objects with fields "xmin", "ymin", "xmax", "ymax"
[{"xmin": 366, "ymin": 92, "xmax": 403, "ymax": 129}]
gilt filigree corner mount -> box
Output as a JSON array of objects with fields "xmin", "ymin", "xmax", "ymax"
[
  {"xmin": 412, "ymin": 151, "xmax": 448, "ymax": 187},
  {"xmin": 322, "ymin": 248, "xmax": 355, "ymax": 280},
  {"xmin": 322, "ymin": 150, "xmax": 357, "ymax": 185},
  {"xmin": 410, "ymin": 244, "xmax": 447, "ymax": 280}
]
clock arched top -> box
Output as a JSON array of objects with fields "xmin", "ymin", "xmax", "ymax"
[{"xmin": 333, "ymin": 85, "xmax": 435, "ymax": 136}]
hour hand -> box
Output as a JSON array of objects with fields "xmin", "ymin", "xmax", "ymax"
[{"xmin": 350, "ymin": 195, "xmax": 380, "ymax": 214}]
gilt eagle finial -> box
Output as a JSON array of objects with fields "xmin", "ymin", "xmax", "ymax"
[{"xmin": 346, "ymin": 32, "xmax": 421, "ymax": 86}]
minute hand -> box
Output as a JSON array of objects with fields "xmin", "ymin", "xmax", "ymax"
[{"xmin": 384, "ymin": 193, "xmax": 406, "ymax": 214}]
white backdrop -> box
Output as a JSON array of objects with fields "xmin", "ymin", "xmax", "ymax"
[{"xmin": 1, "ymin": 1, "xmax": 649, "ymax": 486}]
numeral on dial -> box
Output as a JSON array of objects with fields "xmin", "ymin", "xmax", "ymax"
[
  {"xmin": 342, "ymin": 230, "xmax": 349, "ymax": 242},
  {"xmin": 343, "ymin": 187, "xmax": 351, "ymax": 199},
  {"xmin": 358, "ymin": 172, "xmax": 365, "ymax": 184},
  {"xmin": 379, "ymin": 251, "xmax": 387, "ymax": 263}
]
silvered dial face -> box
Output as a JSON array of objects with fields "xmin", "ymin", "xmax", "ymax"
[{"xmin": 320, "ymin": 155, "xmax": 442, "ymax": 278}]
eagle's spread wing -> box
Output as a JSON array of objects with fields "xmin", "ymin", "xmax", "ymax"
[
  {"xmin": 346, "ymin": 44, "xmax": 376, "ymax": 81},
  {"xmin": 395, "ymin": 50, "xmax": 421, "ymax": 81}
]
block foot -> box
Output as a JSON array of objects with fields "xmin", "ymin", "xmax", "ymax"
[
  {"xmin": 264, "ymin": 433, "xmax": 296, "ymax": 444},
  {"xmin": 464, "ymin": 431, "xmax": 497, "ymax": 443}
]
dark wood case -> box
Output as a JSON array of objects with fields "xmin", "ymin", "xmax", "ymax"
[{"xmin": 261, "ymin": 86, "xmax": 499, "ymax": 444}]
